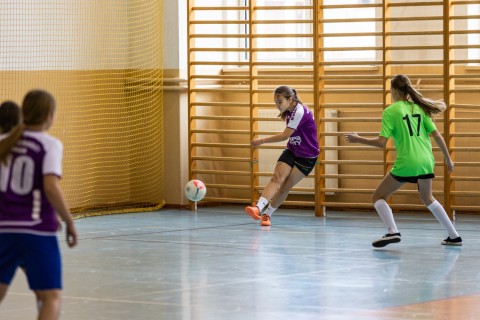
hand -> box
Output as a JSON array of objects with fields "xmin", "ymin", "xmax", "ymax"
[
  {"xmin": 65, "ymin": 222, "xmax": 78, "ymax": 248},
  {"xmin": 57, "ymin": 216, "xmax": 63, "ymax": 232},
  {"xmin": 446, "ymin": 158, "xmax": 454, "ymax": 173},
  {"xmin": 344, "ymin": 133, "xmax": 359, "ymax": 143},
  {"xmin": 251, "ymin": 139, "xmax": 263, "ymax": 147}
]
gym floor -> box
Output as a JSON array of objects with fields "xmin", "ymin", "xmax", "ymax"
[{"xmin": 1, "ymin": 206, "xmax": 478, "ymax": 320}]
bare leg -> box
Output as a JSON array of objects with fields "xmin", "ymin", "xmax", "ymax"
[
  {"xmin": 260, "ymin": 162, "xmax": 293, "ymax": 201},
  {"xmin": 245, "ymin": 162, "xmax": 293, "ymax": 220},
  {"xmin": 372, "ymin": 173, "xmax": 404, "ymax": 203},
  {"xmin": 269, "ymin": 166, "xmax": 306, "ymax": 208},
  {"xmin": 34, "ymin": 289, "xmax": 62, "ymax": 320},
  {"xmin": 0, "ymin": 283, "xmax": 9, "ymax": 303},
  {"xmin": 417, "ymin": 178, "xmax": 434, "ymax": 206}
]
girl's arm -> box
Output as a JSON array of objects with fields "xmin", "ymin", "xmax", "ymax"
[
  {"xmin": 44, "ymin": 175, "xmax": 78, "ymax": 247},
  {"xmin": 251, "ymin": 127, "xmax": 295, "ymax": 147},
  {"xmin": 344, "ymin": 133, "xmax": 388, "ymax": 149},
  {"xmin": 431, "ymin": 130, "xmax": 454, "ymax": 173}
]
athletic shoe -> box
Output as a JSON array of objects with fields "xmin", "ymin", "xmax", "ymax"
[
  {"xmin": 441, "ymin": 236, "xmax": 463, "ymax": 246},
  {"xmin": 372, "ymin": 233, "xmax": 401, "ymax": 248},
  {"xmin": 245, "ymin": 205, "xmax": 261, "ymax": 220},
  {"xmin": 260, "ymin": 214, "xmax": 271, "ymax": 226}
]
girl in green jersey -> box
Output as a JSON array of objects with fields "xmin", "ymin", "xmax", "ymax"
[{"xmin": 345, "ymin": 74, "xmax": 462, "ymax": 248}]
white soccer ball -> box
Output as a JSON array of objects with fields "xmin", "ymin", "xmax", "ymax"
[{"xmin": 184, "ymin": 179, "xmax": 207, "ymax": 202}]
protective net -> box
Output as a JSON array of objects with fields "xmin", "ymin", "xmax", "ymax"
[{"xmin": 0, "ymin": 1, "xmax": 164, "ymax": 218}]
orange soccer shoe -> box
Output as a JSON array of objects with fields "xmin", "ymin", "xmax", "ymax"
[
  {"xmin": 260, "ymin": 214, "xmax": 271, "ymax": 227},
  {"xmin": 245, "ymin": 205, "xmax": 261, "ymax": 221}
]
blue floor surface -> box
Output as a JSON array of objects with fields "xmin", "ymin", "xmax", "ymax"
[{"xmin": 1, "ymin": 206, "xmax": 478, "ymax": 320}]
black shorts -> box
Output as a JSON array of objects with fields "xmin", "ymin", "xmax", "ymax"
[
  {"xmin": 390, "ymin": 172, "xmax": 435, "ymax": 184},
  {"xmin": 278, "ymin": 149, "xmax": 318, "ymax": 176}
]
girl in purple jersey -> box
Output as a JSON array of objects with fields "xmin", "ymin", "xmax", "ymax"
[
  {"xmin": 0, "ymin": 90, "xmax": 78, "ymax": 320},
  {"xmin": 245, "ymin": 86, "xmax": 319, "ymax": 226}
]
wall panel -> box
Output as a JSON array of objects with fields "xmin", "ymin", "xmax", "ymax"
[{"xmin": 188, "ymin": 0, "xmax": 480, "ymax": 216}]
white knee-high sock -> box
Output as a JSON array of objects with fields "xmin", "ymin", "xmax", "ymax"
[
  {"xmin": 427, "ymin": 200, "xmax": 459, "ymax": 238},
  {"xmin": 256, "ymin": 197, "xmax": 269, "ymax": 212},
  {"xmin": 264, "ymin": 205, "xmax": 277, "ymax": 217},
  {"xmin": 374, "ymin": 199, "xmax": 399, "ymax": 234}
]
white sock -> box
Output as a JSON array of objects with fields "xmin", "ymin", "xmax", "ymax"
[
  {"xmin": 374, "ymin": 199, "xmax": 399, "ymax": 234},
  {"xmin": 256, "ymin": 197, "xmax": 269, "ymax": 212},
  {"xmin": 427, "ymin": 200, "xmax": 459, "ymax": 239},
  {"xmin": 264, "ymin": 205, "xmax": 277, "ymax": 217}
]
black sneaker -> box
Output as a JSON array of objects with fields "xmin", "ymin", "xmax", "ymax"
[
  {"xmin": 441, "ymin": 236, "xmax": 463, "ymax": 246},
  {"xmin": 372, "ymin": 233, "xmax": 401, "ymax": 248}
]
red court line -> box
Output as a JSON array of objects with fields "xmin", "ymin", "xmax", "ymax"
[{"xmin": 359, "ymin": 294, "xmax": 480, "ymax": 320}]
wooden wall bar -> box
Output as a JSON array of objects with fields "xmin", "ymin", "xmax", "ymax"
[{"xmin": 187, "ymin": 0, "xmax": 480, "ymax": 216}]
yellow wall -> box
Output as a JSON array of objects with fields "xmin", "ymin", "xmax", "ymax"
[{"xmin": 0, "ymin": 70, "xmax": 164, "ymax": 212}]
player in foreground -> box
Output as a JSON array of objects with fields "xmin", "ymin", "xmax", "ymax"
[
  {"xmin": 0, "ymin": 89, "xmax": 78, "ymax": 319},
  {"xmin": 345, "ymin": 74, "xmax": 462, "ymax": 247},
  {"xmin": 245, "ymin": 85, "xmax": 319, "ymax": 226}
]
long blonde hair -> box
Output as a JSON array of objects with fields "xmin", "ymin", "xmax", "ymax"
[
  {"xmin": 0, "ymin": 90, "xmax": 56, "ymax": 164},
  {"xmin": 274, "ymin": 86, "xmax": 303, "ymax": 120},
  {"xmin": 391, "ymin": 74, "xmax": 446, "ymax": 117}
]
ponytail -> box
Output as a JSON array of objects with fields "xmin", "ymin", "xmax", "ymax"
[
  {"xmin": 391, "ymin": 74, "xmax": 446, "ymax": 117},
  {"xmin": 406, "ymin": 85, "xmax": 446, "ymax": 117},
  {"xmin": 0, "ymin": 124, "xmax": 25, "ymax": 164}
]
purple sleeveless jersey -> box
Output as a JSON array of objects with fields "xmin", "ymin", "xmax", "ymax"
[
  {"xmin": 285, "ymin": 104, "xmax": 319, "ymax": 158},
  {"xmin": 0, "ymin": 131, "xmax": 63, "ymax": 236}
]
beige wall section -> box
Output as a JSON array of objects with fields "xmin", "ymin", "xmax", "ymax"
[
  {"xmin": 162, "ymin": 0, "xmax": 189, "ymax": 206},
  {"xmin": 162, "ymin": 69, "xmax": 189, "ymax": 206}
]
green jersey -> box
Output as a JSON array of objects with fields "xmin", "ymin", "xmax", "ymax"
[{"xmin": 379, "ymin": 100, "xmax": 437, "ymax": 177}]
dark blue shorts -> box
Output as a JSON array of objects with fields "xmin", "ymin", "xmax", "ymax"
[
  {"xmin": 278, "ymin": 149, "xmax": 318, "ymax": 176},
  {"xmin": 0, "ymin": 233, "xmax": 62, "ymax": 290}
]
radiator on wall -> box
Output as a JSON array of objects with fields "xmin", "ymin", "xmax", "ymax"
[{"xmin": 258, "ymin": 109, "xmax": 338, "ymax": 194}]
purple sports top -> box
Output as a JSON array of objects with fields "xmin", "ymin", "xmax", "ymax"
[
  {"xmin": 285, "ymin": 104, "xmax": 319, "ymax": 158},
  {"xmin": 0, "ymin": 130, "xmax": 63, "ymax": 236}
]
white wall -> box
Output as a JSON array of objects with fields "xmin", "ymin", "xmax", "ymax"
[
  {"xmin": 163, "ymin": 0, "xmax": 189, "ymax": 206},
  {"xmin": 163, "ymin": 0, "xmax": 187, "ymax": 77},
  {"xmin": 0, "ymin": 1, "xmax": 164, "ymax": 70}
]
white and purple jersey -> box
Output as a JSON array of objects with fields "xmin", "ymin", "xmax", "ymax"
[
  {"xmin": 0, "ymin": 131, "xmax": 63, "ymax": 235},
  {"xmin": 285, "ymin": 104, "xmax": 319, "ymax": 158}
]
